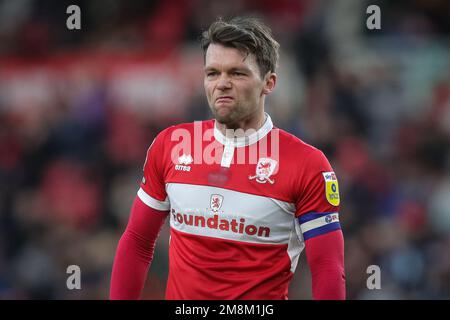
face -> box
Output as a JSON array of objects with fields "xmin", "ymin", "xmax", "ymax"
[{"xmin": 204, "ymin": 43, "xmax": 276, "ymax": 127}]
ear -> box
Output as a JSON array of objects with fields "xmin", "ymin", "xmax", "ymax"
[{"xmin": 262, "ymin": 72, "xmax": 277, "ymax": 95}]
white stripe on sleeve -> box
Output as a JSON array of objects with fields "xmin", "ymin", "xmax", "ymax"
[
  {"xmin": 300, "ymin": 213, "xmax": 339, "ymax": 233},
  {"xmin": 137, "ymin": 188, "xmax": 170, "ymax": 211}
]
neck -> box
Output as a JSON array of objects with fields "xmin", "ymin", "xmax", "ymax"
[{"xmin": 216, "ymin": 109, "xmax": 266, "ymax": 138}]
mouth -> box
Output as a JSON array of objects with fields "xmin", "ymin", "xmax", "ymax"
[{"xmin": 215, "ymin": 96, "xmax": 234, "ymax": 103}]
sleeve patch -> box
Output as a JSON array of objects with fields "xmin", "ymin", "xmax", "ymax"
[{"xmin": 322, "ymin": 172, "xmax": 340, "ymax": 206}]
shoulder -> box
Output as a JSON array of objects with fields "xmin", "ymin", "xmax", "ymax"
[{"xmin": 275, "ymin": 127, "xmax": 329, "ymax": 165}]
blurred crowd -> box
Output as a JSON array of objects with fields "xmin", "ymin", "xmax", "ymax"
[{"xmin": 0, "ymin": 0, "xmax": 449, "ymax": 299}]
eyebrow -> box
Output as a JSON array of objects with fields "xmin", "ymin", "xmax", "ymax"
[{"xmin": 204, "ymin": 66, "xmax": 252, "ymax": 73}]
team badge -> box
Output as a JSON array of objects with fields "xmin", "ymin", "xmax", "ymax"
[
  {"xmin": 210, "ymin": 194, "xmax": 224, "ymax": 212},
  {"xmin": 322, "ymin": 172, "xmax": 340, "ymax": 206},
  {"xmin": 249, "ymin": 158, "xmax": 277, "ymax": 184}
]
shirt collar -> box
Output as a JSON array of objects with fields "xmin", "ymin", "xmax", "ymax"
[{"xmin": 213, "ymin": 113, "xmax": 273, "ymax": 147}]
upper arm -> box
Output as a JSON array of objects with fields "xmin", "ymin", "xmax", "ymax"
[
  {"xmin": 138, "ymin": 128, "xmax": 171, "ymax": 212},
  {"xmin": 125, "ymin": 195, "xmax": 169, "ymax": 241},
  {"xmin": 295, "ymin": 150, "xmax": 342, "ymax": 241}
]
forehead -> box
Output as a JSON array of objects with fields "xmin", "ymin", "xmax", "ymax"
[{"xmin": 205, "ymin": 43, "xmax": 259, "ymax": 72}]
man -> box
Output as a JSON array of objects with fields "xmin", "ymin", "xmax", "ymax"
[{"xmin": 110, "ymin": 16, "xmax": 345, "ymax": 300}]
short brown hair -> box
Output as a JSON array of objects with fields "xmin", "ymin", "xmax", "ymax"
[{"xmin": 201, "ymin": 16, "xmax": 280, "ymax": 78}]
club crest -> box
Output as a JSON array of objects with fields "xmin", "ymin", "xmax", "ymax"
[
  {"xmin": 210, "ymin": 194, "xmax": 224, "ymax": 212},
  {"xmin": 249, "ymin": 157, "xmax": 277, "ymax": 184}
]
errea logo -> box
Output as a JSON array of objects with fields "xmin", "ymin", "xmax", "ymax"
[{"xmin": 175, "ymin": 154, "xmax": 193, "ymax": 171}]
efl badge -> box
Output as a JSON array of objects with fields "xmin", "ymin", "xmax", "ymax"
[
  {"xmin": 322, "ymin": 172, "xmax": 340, "ymax": 206},
  {"xmin": 210, "ymin": 194, "xmax": 224, "ymax": 212},
  {"xmin": 249, "ymin": 158, "xmax": 278, "ymax": 184}
]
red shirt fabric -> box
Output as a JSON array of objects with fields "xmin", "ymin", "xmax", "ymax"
[{"xmin": 110, "ymin": 114, "xmax": 345, "ymax": 299}]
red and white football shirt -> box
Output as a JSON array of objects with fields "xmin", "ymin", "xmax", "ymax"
[{"xmin": 138, "ymin": 114, "xmax": 341, "ymax": 299}]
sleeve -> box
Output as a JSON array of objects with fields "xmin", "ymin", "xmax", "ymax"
[
  {"xmin": 294, "ymin": 149, "xmax": 345, "ymax": 300},
  {"xmin": 110, "ymin": 129, "xmax": 173, "ymax": 299},
  {"xmin": 295, "ymin": 149, "xmax": 341, "ymax": 240},
  {"xmin": 305, "ymin": 231, "xmax": 346, "ymax": 300},
  {"xmin": 138, "ymin": 129, "xmax": 171, "ymax": 211},
  {"xmin": 110, "ymin": 195, "xmax": 168, "ymax": 300}
]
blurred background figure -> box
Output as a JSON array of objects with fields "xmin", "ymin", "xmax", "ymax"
[{"xmin": 0, "ymin": 0, "xmax": 449, "ymax": 299}]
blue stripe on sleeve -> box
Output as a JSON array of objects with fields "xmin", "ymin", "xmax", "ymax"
[
  {"xmin": 298, "ymin": 212, "xmax": 337, "ymax": 224},
  {"xmin": 302, "ymin": 222, "xmax": 341, "ymax": 240}
]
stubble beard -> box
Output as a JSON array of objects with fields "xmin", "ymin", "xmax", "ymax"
[{"xmin": 212, "ymin": 103, "xmax": 251, "ymax": 130}]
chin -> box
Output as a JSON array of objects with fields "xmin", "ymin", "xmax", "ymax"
[
  {"xmin": 215, "ymin": 116, "xmax": 242, "ymax": 130},
  {"xmin": 214, "ymin": 114, "xmax": 232, "ymax": 125},
  {"xmin": 213, "ymin": 108, "xmax": 233, "ymax": 123}
]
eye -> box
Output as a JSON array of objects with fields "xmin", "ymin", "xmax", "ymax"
[
  {"xmin": 232, "ymin": 71, "xmax": 245, "ymax": 76},
  {"xmin": 206, "ymin": 71, "xmax": 218, "ymax": 77}
]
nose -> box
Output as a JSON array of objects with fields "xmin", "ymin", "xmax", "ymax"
[{"xmin": 216, "ymin": 74, "xmax": 232, "ymax": 90}]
